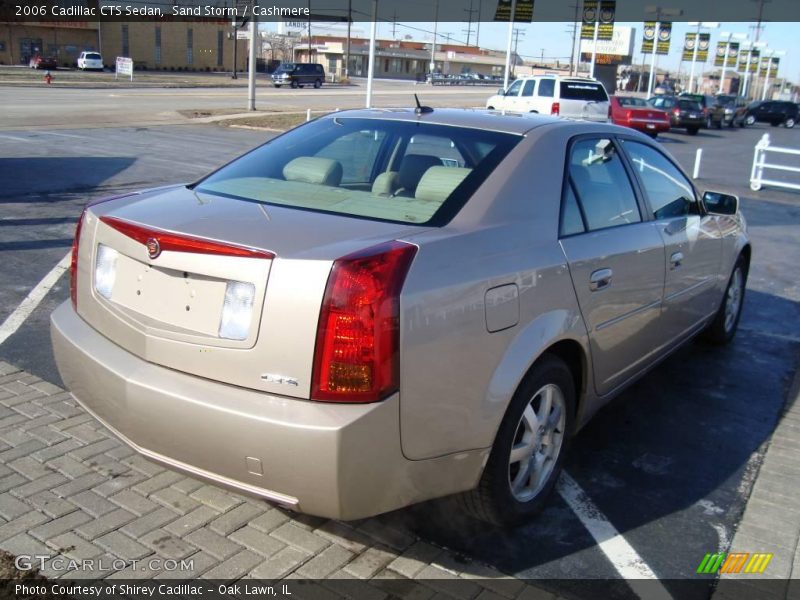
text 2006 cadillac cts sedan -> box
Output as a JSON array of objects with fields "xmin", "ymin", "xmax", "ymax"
[{"xmin": 51, "ymin": 109, "xmax": 750, "ymax": 525}]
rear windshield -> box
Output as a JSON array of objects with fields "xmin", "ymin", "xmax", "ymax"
[
  {"xmin": 678, "ymin": 100, "xmax": 702, "ymax": 110},
  {"xmin": 194, "ymin": 118, "xmax": 521, "ymax": 226},
  {"xmin": 85, "ymin": 53, "xmax": 101, "ymax": 60},
  {"xmin": 560, "ymin": 82, "xmax": 608, "ymax": 102},
  {"xmin": 617, "ymin": 97, "xmax": 647, "ymax": 107}
]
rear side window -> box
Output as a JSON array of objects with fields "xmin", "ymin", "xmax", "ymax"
[
  {"xmin": 560, "ymin": 184, "xmax": 585, "ymax": 237},
  {"xmin": 678, "ymin": 100, "xmax": 701, "ymax": 111},
  {"xmin": 560, "ymin": 82, "xmax": 608, "ymax": 102},
  {"xmin": 567, "ymin": 138, "xmax": 641, "ymax": 231},
  {"xmin": 538, "ymin": 79, "xmax": 555, "ymax": 97}
]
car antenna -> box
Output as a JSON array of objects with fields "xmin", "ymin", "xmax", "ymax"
[{"xmin": 414, "ymin": 94, "xmax": 433, "ymax": 115}]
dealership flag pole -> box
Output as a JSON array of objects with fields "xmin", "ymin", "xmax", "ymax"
[
  {"xmin": 589, "ymin": 18, "xmax": 598, "ymax": 78},
  {"xmin": 646, "ymin": 20, "xmax": 660, "ymax": 99},
  {"xmin": 688, "ymin": 22, "xmax": 700, "ymax": 93},
  {"xmin": 248, "ymin": 5, "xmax": 257, "ymax": 111},
  {"xmin": 366, "ymin": 0, "xmax": 378, "ymax": 107},
  {"xmin": 503, "ymin": 0, "xmax": 517, "ymax": 90}
]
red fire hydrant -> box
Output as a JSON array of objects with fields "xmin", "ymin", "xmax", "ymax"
[{"xmin": 44, "ymin": 71, "xmax": 53, "ymax": 85}]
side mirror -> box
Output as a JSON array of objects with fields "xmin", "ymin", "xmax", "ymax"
[
  {"xmin": 703, "ymin": 190, "xmax": 739, "ymax": 215},
  {"xmin": 497, "ymin": 88, "xmax": 505, "ymax": 96}
]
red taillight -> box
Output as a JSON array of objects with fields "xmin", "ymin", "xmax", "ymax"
[
  {"xmin": 673, "ymin": 107, "xmax": 681, "ymax": 116},
  {"xmin": 100, "ymin": 216, "xmax": 274, "ymax": 259},
  {"xmin": 551, "ymin": 102, "xmax": 560, "ymax": 116},
  {"xmin": 311, "ymin": 241, "xmax": 417, "ymax": 403},
  {"xmin": 625, "ymin": 110, "xmax": 633, "ymax": 119},
  {"xmin": 70, "ymin": 209, "xmax": 87, "ymax": 309}
]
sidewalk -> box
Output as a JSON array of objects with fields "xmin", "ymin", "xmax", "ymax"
[
  {"xmin": 0, "ymin": 361, "xmax": 555, "ymax": 598},
  {"xmin": 713, "ymin": 366, "xmax": 800, "ymax": 599}
]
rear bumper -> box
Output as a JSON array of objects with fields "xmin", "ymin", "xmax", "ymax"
[{"xmin": 50, "ymin": 302, "xmax": 485, "ymax": 519}]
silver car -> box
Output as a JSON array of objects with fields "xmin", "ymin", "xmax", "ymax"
[{"xmin": 51, "ymin": 109, "xmax": 749, "ymax": 525}]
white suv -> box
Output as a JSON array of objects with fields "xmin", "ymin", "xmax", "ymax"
[
  {"xmin": 486, "ymin": 75, "xmax": 609, "ymax": 122},
  {"xmin": 77, "ymin": 51, "xmax": 103, "ymax": 71}
]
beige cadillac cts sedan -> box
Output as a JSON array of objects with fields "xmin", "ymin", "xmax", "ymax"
[{"xmin": 51, "ymin": 109, "xmax": 749, "ymax": 525}]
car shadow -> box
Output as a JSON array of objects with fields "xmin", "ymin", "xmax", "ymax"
[
  {"xmin": 0, "ymin": 156, "xmax": 136, "ymax": 202},
  {"xmin": 371, "ymin": 288, "xmax": 799, "ymax": 599}
]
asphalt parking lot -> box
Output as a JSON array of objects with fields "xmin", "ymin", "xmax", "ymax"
[{"xmin": 1, "ymin": 118, "xmax": 799, "ymax": 598}]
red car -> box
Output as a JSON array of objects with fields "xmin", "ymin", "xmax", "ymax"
[
  {"xmin": 610, "ymin": 96, "xmax": 670, "ymax": 138},
  {"xmin": 29, "ymin": 55, "xmax": 58, "ymax": 70}
]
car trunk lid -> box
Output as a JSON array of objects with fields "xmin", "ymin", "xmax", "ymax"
[{"xmin": 76, "ymin": 185, "xmax": 421, "ymax": 398}]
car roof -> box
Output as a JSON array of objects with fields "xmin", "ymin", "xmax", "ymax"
[{"xmin": 319, "ymin": 108, "xmax": 570, "ymax": 135}]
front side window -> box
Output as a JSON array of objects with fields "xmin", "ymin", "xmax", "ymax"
[
  {"xmin": 195, "ymin": 118, "xmax": 521, "ymax": 226},
  {"xmin": 567, "ymin": 138, "xmax": 641, "ymax": 231},
  {"xmin": 506, "ymin": 79, "xmax": 523, "ymax": 96},
  {"xmin": 622, "ymin": 141, "xmax": 698, "ymax": 219}
]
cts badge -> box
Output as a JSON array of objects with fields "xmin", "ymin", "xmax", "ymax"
[{"xmin": 146, "ymin": 237, "xmax": 161, "ymax": 259}]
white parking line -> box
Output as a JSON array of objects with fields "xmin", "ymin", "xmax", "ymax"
[
  {"xmin": 0, "ymin": 252, "xmax": 71, "ymax": 346},
  {"xmin": 558, "ymin": 472, "xmax": 673, "ymax": 600}
]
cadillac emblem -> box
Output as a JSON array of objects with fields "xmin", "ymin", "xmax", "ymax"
[{"xmin": 146, "ymin": 238, "xmax": 161, "ymax": 259}]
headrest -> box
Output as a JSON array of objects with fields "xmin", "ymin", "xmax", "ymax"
[
  {"xmin": 415, "ymin": 167, "xmax": 472, "ymax": 203},
  {"xmin": 283, "ymin": 156, "xmax": 343, "ymax": 186},
  {"xmin": 372, "ymin": 171, "xmax": 399, "ymax": 196},
  {"xmin": 397, "ymin": 155, "xmax": 443, "ymax": 191}
]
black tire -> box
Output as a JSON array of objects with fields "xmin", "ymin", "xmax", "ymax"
[
  {"xmin": 687, "ymin": 127, "xmax": 699, "ymax": 136},
  {"xmin": 290, "ymin": 79, "xmax": 298, "ymax": 89},
  {"xmin": 704, "ymin": 257, "xmax": 747, "ymax": 345},
  {"xmin": 314, "ymin": 78, "xmax": 321, "ymax": 89},
  {"xmin": 646, "ymin": 131, "xmax": 659, "ymax": 139},
  {"xmin": 273, "ymin": 84, "xmax": 281, "ymax": 88},
  {"xmin": 458, "ymin": 355, "xmax": 575, "ymax": 527},
  {"xmin": 487, "ymin": 106, "xmax": 495, "ymax": 110},
  {"xmin": 785, "ymin": 117, "xmax": 796, "ymax": 129},
  {"xmin": 745, "ymin": 115, "xmax": 756, "ymax": 126}
]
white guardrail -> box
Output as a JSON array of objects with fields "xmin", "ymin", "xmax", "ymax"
[{"xmin": 750, "ymin": 133, "xmax": 800, "ymax": 192}]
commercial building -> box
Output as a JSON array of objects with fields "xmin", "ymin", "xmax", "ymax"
[
  {"xmin": 292, "ymin": 35, "xmax": 517, "ymax": 81},
  {"xmin": 0, "ymin": 20, "xmax": 247, "ymax": 71}
]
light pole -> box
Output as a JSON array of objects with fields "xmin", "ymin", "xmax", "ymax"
[
  {"xmin": 687, "ymin": 22, "xmax": 718, "ymax": 94},
  {"xmin": 502, "ymin": 0, "xmax": 517, "ymax": 90},
  {"xmin": 742, "ymin": 41, "xmax": 765, "ymax": 99},
  {"xmin": 430, "ymin": 0, "xmax": 438, "ymax": 75},
  {"xmin": 719, "ymin": 32, "xmax": 746, "ymax": 94},
  {"xmin": 761, "ymin": 49, "xmax": 786, "ymax": 101},
  {"xmin": 365, "ymin": 0, "xmax": 377, "ymax": 108}
]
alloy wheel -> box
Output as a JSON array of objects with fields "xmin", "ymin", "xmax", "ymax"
[
  {"xmin": 508, "ymin": 383, "xmax": 566, "ymax": 502},
  {"xmin": 724, "ymin": 267, "xmax": 744, "ymax": 333}
]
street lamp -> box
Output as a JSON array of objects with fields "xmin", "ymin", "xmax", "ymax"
[
  {"xmin": 645, "ymin": 6, "xmax": 683, "ymax": 99},
  {"xmin": 718, "ymin": 32, "xmax": 747, "ymax": 95},
  {"xmin": 686, "ymin": 22, "xmax": 718, "ymax": 94}
]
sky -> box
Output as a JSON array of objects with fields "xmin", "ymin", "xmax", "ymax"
[{"xmin": 263, "ymin": 20, "xmax": 798, "ymax": 82}]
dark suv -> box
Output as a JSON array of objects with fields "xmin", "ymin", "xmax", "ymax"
[
  {"xmin": 678, "ymin": 93, "xmax": 725, "ymax": 128},
  {"xmin": 271, "ymin": 63, "xmax": 325, "ymax": 89},
  {"xmin": 647, "ymin": 95, "xmax": 705, "ymax": 135},
  {"xmin": 745, "ymin": 101, "xmax": 798, "ymax": 128}
]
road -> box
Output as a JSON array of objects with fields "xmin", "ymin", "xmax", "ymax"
[
  {"xmin": 0, "ymin": 116, "xmax": 798, "ymax": 597},
  {"xmin": 0, "ymin": 79, "xmax": 490, "ymax": 130}
]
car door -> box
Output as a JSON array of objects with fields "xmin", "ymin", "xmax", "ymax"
[
  {"xmin": 517, "ymin": 79, "xmax": 536, "ymax": 111},
  {"xmin": 559, "ymin": 136, "xmax": 667, "ymax": 396},
  {"xmin": 620, "ymin": 140, "xmax": 722, "ymax": 345},
  {"xmin": 500, "ymin": 79, "xmax": 524, "ymax": 111}
]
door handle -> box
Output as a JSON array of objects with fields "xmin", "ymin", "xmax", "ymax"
[
  {"xmin": 589, "ymin": 268, "xmax": 613, "ymax": 291},
  {"xmin": 670, "ymin": 251, "xmax": 684, "ymax": 269}
]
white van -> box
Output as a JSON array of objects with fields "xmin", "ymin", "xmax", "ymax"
[{"xmin": 486, "ymin": 75, "xmax": 609, "ymax": 122}]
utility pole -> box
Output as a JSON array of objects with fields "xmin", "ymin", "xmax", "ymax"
[
  {"xmin": 512, "ymin": 27, "xmax": 525, "ymax": 76},
  {"xmin": 462, "ymin": 0, "xmax": 477, "ymax": 47},
  {"xmin": 502, "ymin": 0, "xmax": 517, "ymax": 90},
  {"xmin": 751, "ymin": 0, "xmax": 770, "ymax": 42},
  {"xmin": 391, "ymin": 11, "xmax": 398, "ymax": 39},
  {"xmin": 475, "ymin": 0, "xmax": 482, "ymax": 47},
  {"xmin": 307, "ymin": 0, "xmax": 312, "ymax": 63}
]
